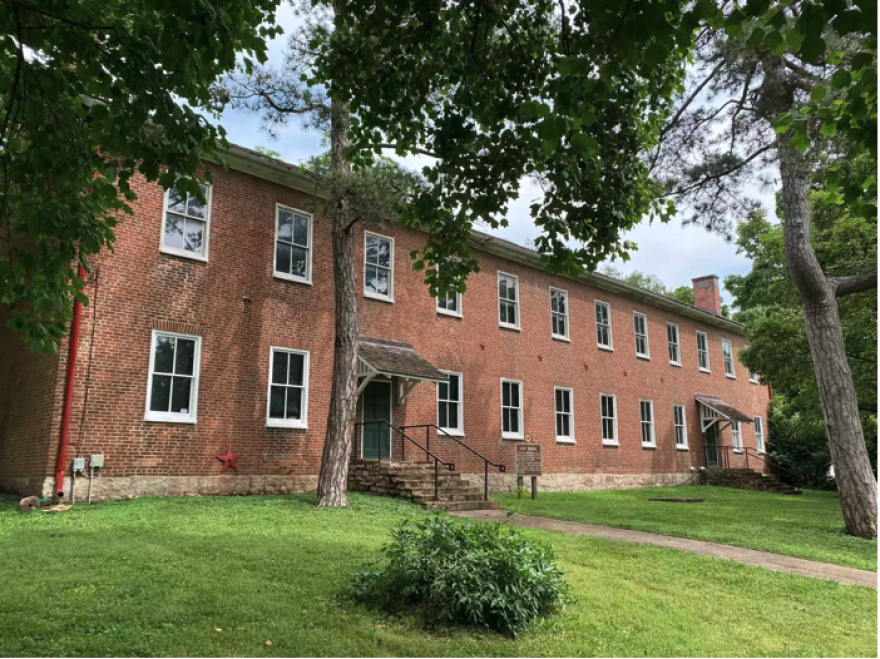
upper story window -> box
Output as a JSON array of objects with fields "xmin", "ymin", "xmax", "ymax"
[
  {"xmin": 436, "ymin": 261, "xmax": 462, "ymax": 317},
  {"xmin": 722, "ymin": 339, "xmax": 736, "ymax": 378},
  {"xmin": 673, "ymin": 404, "xmax": 688, "ymax": 449},
  {"xmin": 498, "ymin": 272, "xmax": 520, "ymax": 330},
  {"xmin": 437, "ymin": 372, "xmax": 463, "ymax": 435},
  {"xmin": 162, "ymin": 184, "xmax": 211, "ymax": 261},
  {"xmin": 267, "ymin": 348, "xmax": 309, "ymax": 428},
  {"xmin": 667, "ymin": 323, "xmax": 681, "ymax": 365},
  {"xmin": 746, "ymin": 346, "xmax": 759, "ymax": 383},
  {"xmin": 500, "ymin": 378, "xmax": 523, "ymax": 439},
  {"xmin": 601, "ymin": 393, "xmax": 618, "ymax": 445},
  {"xmin": 274, "ymin": 206, "xmax": 313, "ymax": 284},
  {"xmin": 754, "ymin": 416, "xmax": 765, "ymax": 452},
  {"xmin": 732, "ymin": 420, "xmax": 743, "ymax": 450},
  {"xmin": 697, "ymin": 331, "xmax": 710, "ymax": 372},
  {"xmin": 555, "ymin": 387, "xmax": 574, "ymax": 443},
  {"xmin": 550, "ymin": 288, "xmax": 569, "ymax": 340},
  {"xmin": 640, "ymin": 400, "xmax": 656, "ymax": 447},
  {"xmin": 145, "ymin": 330, "xmax": 201, "ymax": 424},
  {"xmin": 364, "ymin": 232, "xmax": 394, "ymax": 302},
  {"xmin": 595, "ymin": 300, "xmax": 613, "ymax": 350},
  {"xmin": 633, "ymin": 312, "xmax": 650, "ymax": 358}
]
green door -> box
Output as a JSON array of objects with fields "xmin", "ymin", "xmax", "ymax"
[
  {"xmin": 362, "ymin": 381, "xmax": 391, "ymax": 459},
  {"xmin": 705, "ymin": 424, "xmax": 719, "ymax": 467}
]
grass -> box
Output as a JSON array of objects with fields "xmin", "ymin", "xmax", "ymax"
[
  {"xmin": 495, "ymin": 486, "xmax": 878, "ymax": 571},
  {"xmin": 0, "ymin": 493, "xmax": 876, "ymax": 657}
]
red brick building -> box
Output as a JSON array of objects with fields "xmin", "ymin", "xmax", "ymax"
[{"xmin": 0, "ymin": 145, "xmax": 770, "ymax": 500}]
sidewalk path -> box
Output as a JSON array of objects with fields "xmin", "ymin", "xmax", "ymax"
[{"xmin": 452, "ymin": 509, "xmax": 877, "ymax": 589}]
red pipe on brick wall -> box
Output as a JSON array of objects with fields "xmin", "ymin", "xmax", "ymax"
[{"xmin": 54, "ymin": 264, "xmax": 86, "ymax": 497}]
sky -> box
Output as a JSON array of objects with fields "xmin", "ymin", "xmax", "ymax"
[{"xmin": 213, "ymin": 6, "xmax": 778, "ymax": 306}]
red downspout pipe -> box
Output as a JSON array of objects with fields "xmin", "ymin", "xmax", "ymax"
[{"xmin": 54, "ymin": 264, "xmax": 86, "ymax": 497}]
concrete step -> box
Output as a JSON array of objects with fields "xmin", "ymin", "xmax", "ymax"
[{"xmin": 423, "ymin": 500, "xmax": 501, "ymax": 512}]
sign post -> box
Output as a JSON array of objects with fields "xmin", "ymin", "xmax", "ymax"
[{"xmin": 515, "ymin": 443, "xmax": 542, "ymax": 500}]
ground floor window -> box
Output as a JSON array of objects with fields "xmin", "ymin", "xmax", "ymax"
[
  {"xmin": 732, "ymin": 421, "xmax": 743, "ymax": 450},
  {"xmin": 555, "ymin": 387, "xmax": 574, "ymax": 443},
  {"xmin": 437, "ymin": 372, "xmax": 463, "ymax": 435},
  {"xmin": 145, "ymin": 331, "xmax": 201, "ymax": 423},
  {"xmin": 267, "ymin": 348, "xmax": 309, "ymax": 428},
  {"xmin": 640, "ymin": 400, "xmax": 655, "ymax": 447},
  {"xmin": 755, "ymin": 416, "xmax": 765, "ymax": 452},
  {"xmin": 673, "ymin": 404, "xmax": 688, "ymax": 448},
  {"xmin": 601, "ymin": 394, "xmax": 618, "ymax": 445},
  {"xmin": 501, "ymin": 379, "xmax": 523, "ymax": 439}
]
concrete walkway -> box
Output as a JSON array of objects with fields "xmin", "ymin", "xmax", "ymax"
[{"xmin": 452, "ymin": 509, "xmax": 878, "ymax": 589}]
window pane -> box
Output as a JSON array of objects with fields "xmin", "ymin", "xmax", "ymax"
[
  {"xmin": 150, "ymin": 374, "xmax": 172, "ymax": 412},
  {"xmin": 502, "ymin": 408, "xmax": 510, "ymax": 432},
  {"xmin": 510, "ymin": 383, "xmax": 519, "ymax": 407},
  {"xmin": 506, "ymin": 278, "xmax": 516, "ymax": 301},
  {"xmin": 276, "ymin": 242, "xmax": 292, "ymax": 274},
  {"xmin": 603, "ymin": 418, "xmax": 613, "ymax": 440},
  {"xmin": 498, "ymin": 277, "xmax": 508, "ymax": 300},
  {"xmin": 293, "ymin": 214, "xmax": 309, "ymax": 246},
  {"xmin": 555, "ymin": 389, "xmax": 563, "ymax": 412},
  {"xmin": 183, "ymin": 220, "xmax": 205, "ymax": 253},
  {"xmin": 154, "ymin": 336, "xmax": 175, "ymax": 373},
  {"xmin": 269, "ymin": 385, "xmax": 285, "ymax": 418},
  {"xmin": 365, "ymin": 235, "xmax": 378, "ymax": 264},
  {"xmin": 365, "ymin": 265, "xmax": 389, "ymax": 295},
  {"xmin": 288, "ymin": 353, "xmax": 305, "ymax": 386},
  {"xmin": 164, "ymin": 213, "xmax": 185, "ymax": 249},
  {"xmin": 448, "ymin": 374, "xmax": 459, "ymax": 401},
  {"xmin": 272, "ymin": 351, "xmax": 288, "ymax": 384},
  {"xmin": 277, "ymin": 210, "xmax": 293, "ymax": 241},
  {"xmin": 175, "ymin": 339, "xmax": 196, "ymax": 375},
  {"xmin": 448, "ymin": 404, "xmax": 458, "ymax": 430},
  {"xmin": 509, "ymin": 409, "xmax": 519, "ymax": 433},
  {"xmin": 186, "ymin": 193, "xmax": 206, "ymax": 219},
  {"xmin": 556, "ymin": 414, "xmax": 563, "ymax": 437},
  {"xmin": 290, "ymin": 246, "xmax": 308, "ymax": 278},
  {"xmin": 170, "ymin": 376, "xmax": 192, "ymax": 413},
  {"xmin": 376, "ymin": 239, "xmax": 391, "ymax": 267},
  {"xmin": 439, "ymin": 402, "xmax": 448, "ymax": 428},
  {"xmin": 167, "ymin": 188, "xmax": 187, "ymax": 214},
  {"xmin": 438, "ymin": 381, "xmax": 448, "ymax": 401},
  {"xmin": 286, "ymin": 388, "xmax": 302, "ymax": 419},
  {"xmin": 502, "ymin": 382, "xmax": 511, "ymax": 407}
]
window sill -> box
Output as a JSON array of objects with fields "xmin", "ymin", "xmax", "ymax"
[
  {"xmin": 499, "ymin": 323, "xmax": 521, "ymax": 332},
  {"xmin": 602, "ymin": 440, "xmax": 619, "ymax": 447},
  {"xmin": 749, "ymin": 379, "xmax": 759, "ymax": 385},
  {"xmin": 676, "ymin": 446, "xmax": 689, "ymax": 451},
  {"xmin": 726, "ymin": 374, "xmax": 737, "ymax": 380},
  {"xmin": 636, "ymin": 354, "xmax": 651, "ymax": 361},
  {"xmin": 160, "ymin": 246, "xmax": 208, "ymax": 263},
  {"xmin": 501, "ymin": 433, "xmax": 524, "ymax": 441},
  {"xmin": 438, "ymin": 429, "xmax": 464, "ymax": 437},
  {"xmin": 699, "ymin": 368, "xmax": 711, "ymax": 374},
  {"xmin": 733, "ymin": 448, "xmax": 744, "ymax": 454},
  {"xmin": 597, "ymin": 344, "xmax": 614, "ymax": 352},
  {"xmin": 274, "ymin": 272, "xmax": 313, "ymax": 286},
  {"xmin": 642, "ymin": 443, "xmax": 657, "ymax": 450},
  {"xmin": 365, "ymin": 292, "xmax": 394, "ymax": 304},
  {"xmin": 669, "ymin": 361, "xmax": 682, "ymax": 368},
  {"xmin": 144, "ymin": 413, "xmax": 197, "ymax": 425},
  {"xmin": 437, "ymin": 309, "xmax": 462, "ymax": 319},
  {"xmin": 267, "ymin": 420, "xmax": 308, "ymax": 430},
  {"xmin": 556, "ymin": 438, "xmax": 575, "ymax": 444},
  {"xmin": 552, "ymin": 334, "xmax": 571, "ymax": 343}
]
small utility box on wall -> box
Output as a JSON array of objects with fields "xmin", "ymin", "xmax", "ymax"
[{"xmin": 515, "ymin": 442, "xmax": 542, "ymax": 499}]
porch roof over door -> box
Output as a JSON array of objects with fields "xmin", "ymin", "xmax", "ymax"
[
  {"xmin": 358, "ymin": 336, "xmax": 448, "ymax": 384},
  {"xmin": 695, "ymin": 393, "xmax": 753, "ymax": 432}
]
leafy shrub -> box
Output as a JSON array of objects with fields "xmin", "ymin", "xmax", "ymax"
[{"xmin": 351, "ymin": 516, "xmax": 569, "ymax": 635}]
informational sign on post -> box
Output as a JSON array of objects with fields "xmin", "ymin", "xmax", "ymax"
[{"xmin": 515, "ymin": 444, "xmax": 542, "ymax": 476}]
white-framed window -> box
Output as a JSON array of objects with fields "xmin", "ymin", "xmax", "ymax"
[
  {"xmin": 640, "ymin": 400, "xmax": 656, "ymax": 447},
  {"xmin": 633, "ymin": 312, "xmax": 650, "ymax": 358},
  {"xmin": 435, "ymin": 260, "xmax": 462, "ymax": 318},
  {"xmin": 732, "ymin": 420, "xmax": 743, "ymax": 450},
  {"xmin": 437, "ymin": 371, "xmax": 464, "ymax": 435},
  {"xmin": 498, "ymin": 272, "xmax": 520, "ymax": 329},
  {"xmin": 550, "ymin": 288, "xmax": 569, "ymax": 340},
  {"xmin": 722, "ymin": 339, "xmax": 736, "ymax": 378},
  {"xmin": 673, "ymin": 404, "xmax": 688, "ymax": 449},
  {"xmin": 274, "ymin": 205, "xmax": 313, "ymax": 284},
  {"xmin": 667, "ymin": 323, "xmax": 681, "ymax": 365},
  {"xmin": 364, "ymin": 232, "xmax": 394, "ymax": 301},
  {"xmin": 555, "ymin": 387, "xmax": 574, "ymax": 443},
  {"xmin": 595, "ymin": 300, "xmax": 613, "ymax": 350},
  {"xmin": 697, "ymin": 331, "xmax": 710, "ymax": 372},
  {"xmin": 747, "ymin": 347, "xmax": 759, "ymax": 383},
  {"xmin": 500, "ymin": 378, "xmax": 523, "ymax": 439},
  {"xmin": 145, "ymin": 330, "xmax": 201, "ymax": 423},
  {"xmin": 267, "ymin": 348, "xmax": 309, "ymax": 428},
  {"xmin": 161, "ymin": 184, "xmax": 211, "ymax": 261},
  {"xmin": 600, "ymin": 393, "xmax": 618, "ymax": 445},
  {"xmin": 754, "ymin": 416, "xmax": 765, "ymax": 452}
]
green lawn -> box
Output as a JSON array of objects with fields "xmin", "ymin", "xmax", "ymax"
[
  {"xmin": 1, "ymin": 494, "xmax": 876, "ymax": 657},
  {"xmin": 496, "ymin": 486, "xmax": 878, "ymax": 571}
]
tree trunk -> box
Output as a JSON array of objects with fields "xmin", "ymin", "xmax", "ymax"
[
  {"xmin": 764, "ymin": 56, "xmax": 878, "ymax": 538},
  {"xmin": 315, "ymin": 97, "xmax": 359, "ymax": 507}
]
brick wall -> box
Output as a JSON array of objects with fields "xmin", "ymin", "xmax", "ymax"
[{"xmin": 0, "ymin": 162, "xmax": 771, "ymax": 496}]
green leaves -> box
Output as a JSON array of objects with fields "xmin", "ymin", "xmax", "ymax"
[{"xmin": 570, "ymin": 132, "xmax": 599, "ymax": 157}]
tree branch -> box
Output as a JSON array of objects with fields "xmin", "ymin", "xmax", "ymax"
[
  {"xmin": 660, "ymin": 59, "xmax": 726, "ymax": 139},
  {"xmin": 665, "ymin": 142, "xmax": 775, "ymax": 197},
  {"xmin": 829, "ymin": 271, "xmax": 877, "ymax": 297},
  {"xmin": 368, "ymin": 143, "xmax": 440, "ymax": 158}
]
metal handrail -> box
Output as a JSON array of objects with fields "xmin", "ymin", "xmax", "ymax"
[
  {"xmin": 353, "ymin": 420, "xmax": 454, "ymax": 501},
  {"xmin": 401, "ymin": 424, "xmax": 507, "ymax": 501},
  {"xmin": 704, "ymin": 445, "xmax": 796, "ymax": 480}
]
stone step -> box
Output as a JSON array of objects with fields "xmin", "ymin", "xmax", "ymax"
[{"xmin": 423, "ymin": 500, "xmax": 501, "ymax": 512}]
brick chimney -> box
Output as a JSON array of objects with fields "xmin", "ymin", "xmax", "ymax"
[{"xmin": 692, "ymin": 275, "xmax": 722, "ymax": 314}]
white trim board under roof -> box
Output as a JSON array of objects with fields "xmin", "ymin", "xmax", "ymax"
[{"xmin": 214, "ymin": 143, "xmax": 745, "ymax": 336}]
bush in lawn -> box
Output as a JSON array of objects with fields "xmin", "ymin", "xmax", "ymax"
[{"xmin": 351, "ymin": 516, "xmax": 569, "ymax": 635}]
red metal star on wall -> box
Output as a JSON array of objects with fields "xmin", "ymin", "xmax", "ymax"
[{"xmin": 216, "ymin": 445, "xmax": 241, "ymax": 472}]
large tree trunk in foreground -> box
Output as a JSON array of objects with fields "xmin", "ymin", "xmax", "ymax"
[
  {"xmin": 315, "ymin": 97, "xmax": 359, "ymax": 507},
  {"xmin": 765, "ymin": 57, "xmax": 878, "ymax": 538}
]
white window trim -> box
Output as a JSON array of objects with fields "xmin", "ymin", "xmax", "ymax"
[
  {"xmin": 640, "ymin": 399, "xmax": 656, "ymax": 448},
  {"xmin": 144, "ymin": 330, "xmax": 202, "ymax": 424},
  {"xmin": 273, "ymin": 204, "xmax": 314, "ymax": 286},
  {"xmin": 266, "ymin": 347, "xmax": 310, "ymax": 429},
  {"xmin": 159, "ymin": 185, "xmax": 212, "ymax": 262},
  {"xmin": 437, "ymin": 370, "xmax": 464, "ymax": 436},
  {"xmin": 732, "ymin": 420, "xmax": 743, "ymax": 451},
  {"xmin": 436, "ymin": 292, "xmax": 463, "ymax": 318},
  {"xmin": 497, "ymin": 271, "xmax": 521, "ymax": 330},
  {"xmin": 697, "ymin": 331, "xmax": 711, "ymax": 373},
  {"xmin": 722, "ymin": 338, "xmax": 736, "ymax": 379},
  {"xmin": 500, "ymin": 378, "xmax": 524, "ymax": 440},
  {"xmin": 673, "ymin": 404, "xmax": 688, "ymax": 450},
  {"xmin": 600, "ymin": 393, "xmax": 619, "ymax": 446},
  {"xmin": 755, "ymin": 416, "xmax": 765, "ymax": 453},
  {"xmin": 746, "ymin": 346, "xmax": 759, "ymax": 383},
  {"xmin": 554, "ymin": 387, "xmax": 575, "ymax": 443},
  {"xmin": 595, "ymin": 300, "xmax": 614, "ymax": 351},
  {"xmin": 550, "ymin": 287, "xmax": 570, "ymax": 341},
  {"xmin": 667, "ymin": 322, "xmax": 681, "ymax": 367},
  {"xmin": 364, "ymin": 231, "xmax": 395, "ymax": 303},
  {"xmin": 633, "ymin": 311, "xmax": 650, "ymax": 359}
]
